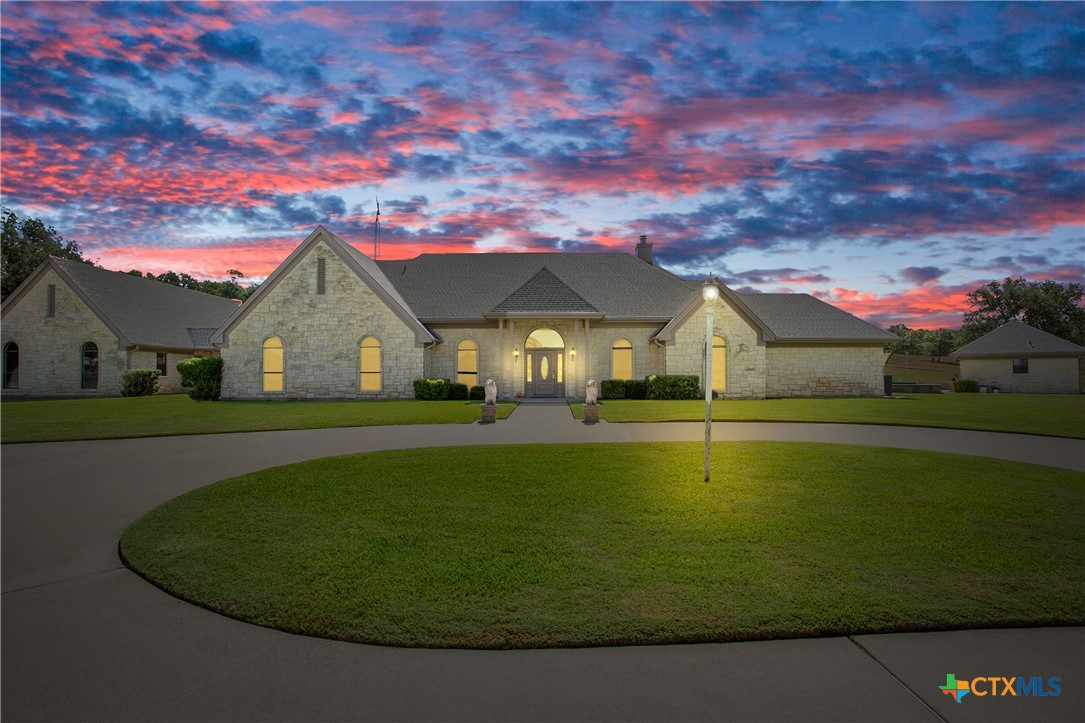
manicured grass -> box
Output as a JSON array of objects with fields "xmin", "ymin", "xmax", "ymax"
[
  {"xmin": 0, "ymin": 395, "xmax": 515, "ymax": 444},
  {"xmin": 570, "ymin": 394, "xmax": 1085, "ymax": 438},
  {"xmin": 120, "ymin": 442, "xmax": 1085, "ymax": 649}
]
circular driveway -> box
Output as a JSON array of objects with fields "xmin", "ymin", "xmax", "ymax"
[{"xmin": 3, "ymin": 407, "xmax": 1083, "ymax": 722}]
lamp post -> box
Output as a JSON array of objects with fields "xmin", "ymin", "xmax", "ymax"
[{"xmin": 702, "ymin": 278, "xmax": 719, "ymax": 482}]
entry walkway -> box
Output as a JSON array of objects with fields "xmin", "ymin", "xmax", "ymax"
[{"xmin": 2, "ymin": 407, "xmax": 1083, "ymax": 722}]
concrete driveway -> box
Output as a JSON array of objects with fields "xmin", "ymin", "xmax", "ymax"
[{"xmin": 3, "ymin": 409, "xmax": 1083, "ymax": 721}]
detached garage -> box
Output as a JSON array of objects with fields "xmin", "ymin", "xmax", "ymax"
[{"xmin": 952, "ymin": 321, "xmax": 1085, "ymax": 394}]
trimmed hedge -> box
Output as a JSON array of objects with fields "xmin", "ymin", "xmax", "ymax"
[
  {"xmin": 954, "ymin": 379, "xmax": 980, "ymax": 393},
  {"xmin": 646, "ymin": 374, "xmax": 700, "ymax": 400},
  {"xmin": 177, "ymin": 357, "xmax": 223, "ymax": 401},
  {"xmin": 469, "ymin": 385, "xmax": 486, "ymax": 400},
  {"xmin": 625, "ymin": 379, "xmax": 648, "ymax": 400},
  {"xmin": 448, "ymin": 382, "xmax": 470, "ymax": 400},
  {"xmin": 122, "ymin": 369, "xmax": 160, "ymax": 397},
  {"xmin": 600, "ymin": 379, "xmax": 626, "ymax": 399},
  {"xmin": 413, "ymin": 378, "xmax": 452, "ymax": 400}
]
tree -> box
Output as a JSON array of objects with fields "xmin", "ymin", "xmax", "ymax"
[
  {"xmin": 960, "ymin": 278, "xmax": 1085, "ymax": 347},
  {"xmin": 923, "ymin": 328, "xmax": 958, "ymax": 363},
  {"xmin": 884, "ymin": 324, "xmax": 923, "ymax": 363},
  {"xmin": 1, "ymin": 208, "xmax": 90, "ymax": 300}
]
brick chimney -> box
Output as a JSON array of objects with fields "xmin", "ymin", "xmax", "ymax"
[{"xmin": 635, "ymin": 234, "xmax": 653, "ymax": 265}]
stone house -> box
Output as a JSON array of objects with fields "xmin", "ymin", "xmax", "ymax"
[
  {"xmin": 952, "ymin": 321, "xmax": 1085, "ymax": 394},
  {"xmin": 214, "ymin": 226, "xmax": 895, "ymax": 400},
  {"xmin": 1, "ymin": 257, "xmax": 238, "ymax": 397}
]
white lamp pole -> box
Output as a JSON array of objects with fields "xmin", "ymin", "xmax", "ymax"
[{"xmin": 702, "ymin": 278, "xmax": 719, "ymax": 482}]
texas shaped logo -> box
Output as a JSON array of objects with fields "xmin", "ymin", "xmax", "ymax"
[{"xmin": 940, "ymin": 674, "xmax": 970, "ymax": 703}]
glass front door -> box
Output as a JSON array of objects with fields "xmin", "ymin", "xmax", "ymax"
[{"xmin": 528, "ymin": 350, "xmax": 563, "ymax": 397}]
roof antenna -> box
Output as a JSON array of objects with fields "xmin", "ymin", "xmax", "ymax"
[{"xmin": 373, "ymin": 196, "xmax": 381, "ymax": 259}]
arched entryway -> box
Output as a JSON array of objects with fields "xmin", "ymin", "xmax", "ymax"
[{"xmin": 525, "ymin": 327, "xmax": 565, "ymax": 398}]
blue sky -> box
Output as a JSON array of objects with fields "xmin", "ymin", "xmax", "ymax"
[{"xmin": 2, "ymin": 1, "xmax": 1082, "ymax": 328}]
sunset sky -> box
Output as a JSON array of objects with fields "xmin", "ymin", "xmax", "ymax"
[{"xmin": 2, "ymin": 1, "xmax": 1082, "ymax": 329}]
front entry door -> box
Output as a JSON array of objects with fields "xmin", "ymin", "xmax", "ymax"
[{"xmin": 529, "ymin": 351, "xmax": 561, "ymax": 397}]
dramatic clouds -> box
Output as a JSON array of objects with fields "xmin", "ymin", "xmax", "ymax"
[{"xmin": 2, "ymin": 1, "xmax": 1082, "ymax": 328}]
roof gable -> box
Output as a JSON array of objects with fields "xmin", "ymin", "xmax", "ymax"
[
  {"xmin": 2, "ymin": 256, "xmax": 238, "ymax": 349},
  {"xmin": 490, "ymin": 267, "xmax": 599, "ymax": 315},
  {"xmin": 213, "ymin": 226, "xmax": 436, "ymax": 346},
  {"xmin": 952, "ymin": 320, "xmax": 1085, "ymax": 357}
]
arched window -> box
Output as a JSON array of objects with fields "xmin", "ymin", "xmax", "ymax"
[
  {"xmin": 263, "ymin": 337, "xmax": 284, "ymax": 392},
  {"xmin": 457, "ymin": 339, "xmax": 478, "ymax": 387},
  {"xmin": 525, "ymin": 327, "xmax": 564, "ymax": 348},
  {"xmin": 3, "ymin": 342, "xmax": 19, "ymax": 389},
  {"xmin": 712, "ymin": 335, "xmax": 726, "ymax": 391},
  {"xmin": 81, "ymin": 341, "xmax": 99, "ymax": 390},
  {"xmin": 611, "ymin": 338, "xmax": 633, "ymax": 380},
  {"xmin": 360, "ymin": 336, "xmax": 382, "ymax": 392}
]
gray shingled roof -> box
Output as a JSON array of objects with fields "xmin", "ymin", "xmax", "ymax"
[
  {"xmin": 952, "ymin": 320, "xmax": 1085, "ymax": 357},
  {"xmin": 738, "ymin": 293, "xmax": 898, "ymax": 341},
  {"xmin": 51, "ymin": 258, "xmax": 239, "ymax": 349},
  {"xmin": 491, "ymin": 267, "xmax": 599, "ymax": 314},
  {"xmin": 377, "ymin": 253, "xmax": 693, "ymax": 320}
]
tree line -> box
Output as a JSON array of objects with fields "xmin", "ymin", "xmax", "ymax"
[
  {"xmin": 1, "ymin": 208, "xmax": 257, "ymax": 302},
  {"xmin": 3, "ymin": 209, "xmax": 1082, "ymax": 347}
]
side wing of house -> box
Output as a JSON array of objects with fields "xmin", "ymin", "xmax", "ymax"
[
  {"xmin": 215, "ymin": 227, "xmax": 433, "ymax": 399},
  {"xmin": 1, "ymin": 261, "xmax": 126, "ymax": 396},
  {"xmin": 953, "ymin": 321, "xmax": 1085, "ymax": 393}
]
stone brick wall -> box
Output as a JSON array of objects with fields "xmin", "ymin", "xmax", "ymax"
[
  {"xmin": 127, "ymin": 350, "xmax": 197, "ymax": 394},
  {"xmin": 765, "ymin": 344, "xmax": 885, "ymax": 397},
  {"xmin": 960, "ymin": 357, "xmax": 1082, "ymax": 394},
  {"xmin": 1, "ymin": 268, "xmax": 126, "ymax": 397},
  {"xmin": 220, "ymin": 241, "xmax": 423, "ymax": 399},
  {"xmin": 666, "ymin": 300, "xmax": 766, "ymax": 399}
]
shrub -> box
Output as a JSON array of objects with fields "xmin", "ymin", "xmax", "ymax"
[
  {"xmin": 448, "ymin": 382, "xmax": 470, "ymax": 400},
  {"xmin": 954, "ymin": 379, "xmax": 980, "ymax": 393},
  {"xmin": 122, "ymin": 369, "xmax": 160, "ymax": 397},
  {"xmin": 600, "ymin": 379, "xmax": 626, "ymax": 399},
  {"xmin": 469, "ymin": 385, "xmax": 485, "ymax": 400},
  {"xmin": 646, "ymin": 374, "xmax": 700, "ymax": 400},
  {"xmin": 413, "ymin": 378, "xmax": 451, "ymax": 401},
  {"xmin": 177, "ymin": 357, "xmax": 223, "ymax": 401},
  {"xmin": 625, "ymin": 379, "xmax": 648, "ymax": 400}
]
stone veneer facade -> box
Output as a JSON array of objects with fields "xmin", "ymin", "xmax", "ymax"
[
  {"xmin": 765, "ymin": 344, "xmax": 885, "ymax": 397},
  {"xmin": 960, "ymin": 357, "xmax": 1082, "ymax": 394},
  {"xmin": 220, "ymin": 240, "xmax": 423, "ymax": 399},
  {"xmin": 1, "ymin": 268, "xmax": 208, "ymax": 398},
  {"xmin": 666, "ymin": 299, "xmax": 766, "ymax": 399}
]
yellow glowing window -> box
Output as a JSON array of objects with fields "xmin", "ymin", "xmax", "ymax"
[
  {"xmin": 360, "ymin": 337, "xmax": 381, "ymax": 392},
  {"xmin": 611, "ymin": 338, "xmax": 633, "ymax": 380},
  {"xmin": 712, "ymin": 335, "xmax": 726, "ymax": 391},
  {"xmin": 457, "ymin": 339, "xmax": 478, "ymax": 387},
  {"xmin": 263, "ymin": 336, "xmax": 283, "ymax": 392}
]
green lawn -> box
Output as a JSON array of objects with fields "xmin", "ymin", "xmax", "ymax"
[
  {"xmin": 571, "ymin": 394, "xmax": 1085, "ymax": 438},
  {"xmin": 120, "ymin": 442, "xmax": 1085, "ymax": 649},
  {"xmin": 0, "ymin": 395, "xmax": 515, "ymax": 444}
]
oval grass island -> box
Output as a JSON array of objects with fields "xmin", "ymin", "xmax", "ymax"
[{"xmin": 120, "ymin": 442, "xmax": 1085, "ymax": 649}]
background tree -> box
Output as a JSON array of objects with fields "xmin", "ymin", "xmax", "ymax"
[
  {"xmin": 1, "ymin": 208, "xmax": 90, "ymax": 300},
  {"xmin": 884, "ymin": 324, "xmax": 922, "ymax": 364},
  {"xmin": 960, "ymin": 278, "xmax": 1085, "ymax": 346}
]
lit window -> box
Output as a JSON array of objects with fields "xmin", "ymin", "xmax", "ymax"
[
  {"xmin": 81, "ymin": 341, "xmax": 99, "ymax": 390},
  {"xmin": 3, "ymin": 342, "xmax": 19, "ymax": 389},
  {"xmin": 457, "ymin": 339, "xmax": 478, "ymax": 387},
  {"xmin": 1012, "ymin": 358, "xmax": 1029, "ymax": 374},
  {"xmin": 712, "ymin": 335, "xmax": 727, "ymax": 391},
  {"xmin": 263, "ymin": 337, "xmax": 283, "ymax": 392},
  {"xmin": 156, "ymin": 352, "xmax": 167, "ymax": 376},
  {"xmin": 360, "ymin": 336, "xmax": 381, "ymax": 391},
  {"xmin": 526, "ymin": 328, "xmax": 563, "ymax": 348},
  {"xmin": 611, "ymin": 338, "xmax": 633, "ymax": 380}
]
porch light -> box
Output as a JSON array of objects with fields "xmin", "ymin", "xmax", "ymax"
[
  {"xmin": 702, "ymin": 278, "xmax": 718, "ymax": 482},
  {"xmin": 570, "ymin": 347, "xmax": 576, "ymax": 360},
  {"xmin": 514, "ymin": 347, "xmax": 519, "ymax": 359}
]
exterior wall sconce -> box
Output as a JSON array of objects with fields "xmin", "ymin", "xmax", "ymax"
[
  {"xmin": 513, "ymin": 347, "xmax": 519, "ymax": 359},
  {"xmin": 570, "ymin": 347, "xmax": 576, "ymax": 360}
]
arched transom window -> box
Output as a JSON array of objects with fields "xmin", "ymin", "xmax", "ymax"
[
  {"xmin": 525, "ymin": 327, "xmax": 564, "ymax": 349},
  {"xmin": 457, "ymin": 339, "xmax": 478, "ymax": 387},
  {"xmin": 611, "ymin": 338, "xmax": 633, "ymax": 380},
  {"xmin": 263, "ymin": 336, "xmax": 284, "ymax": 392},
  {"xmin": 712, "ymin": 335, "xmax": 726, "ymax": 391},
  {"xmin": 360, "ymin": 336, "xmax": 382, "ymax": 392}
]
